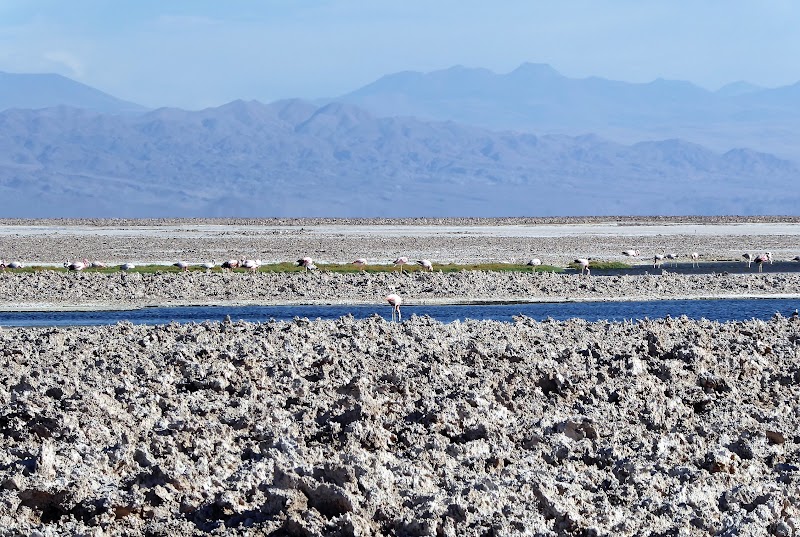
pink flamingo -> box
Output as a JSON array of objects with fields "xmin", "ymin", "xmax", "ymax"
[
  {"xmin": 690, "ymin": 252, "xmax": 699, "ymax": 268},
  {"xmin": 386, "ymin": 293, "xmax": 402, "ymax": 322},
  {"xmin": 65, "ymin": 258, "xmax": 89, "ymax": 271},
  {"xmin": 416, "ymin": 259, "xmax": 433, "ymax": 272},
  {"xmin": 297, "ymin": 257, "xmax": 315, "ymax": 272},
  {"xmin": 754, "ymin": 253, "xmax": 769, "ymax": 273},
  {"xmin": 352, "ymin": 258, "xmax": 367, "ymax": 271},
  {"xmin": 393, "ymin": 257, "xmax": 409, "ymax": 273},
  {"xmin": 574, "ymin": 258, "xmax": 591, "ymax": 275}
]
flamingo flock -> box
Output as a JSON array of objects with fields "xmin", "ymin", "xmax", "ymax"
[{"xmin": 4, "ymin": 248, "xmax": 800, "ymax": 327}]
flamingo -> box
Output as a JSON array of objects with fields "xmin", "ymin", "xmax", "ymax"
[
  {"xmin": 742, "ymin": 253, "xmax": 753, "ymax": 268},
  {"xmin": 352, "ymin": 258, "xmax": 367, "ymax": 271},
  {"xmin": 622, "ymin": 250, "xmax": 640, "ymax": 257},
  {"xmin": 90, "ymin": 261, "xmax": 106, "ymax": 269},
  {"xmin": 65, "ymin": 258, "xmax": 89, "ymax": 271},
  {"xmin": 690, "ymin": 252, "xmax": 699, "ymax": 268},
  {"xmin": 6, "ymin": 261, "xmax": 23, "ymax": 269},
  {"xmin": 653, "ymin": 254, "xmax": 664, "ymax": 268},
  {"xmin": 119, "ymin": 263, "xmax": 135, "ymax": 271},
  {"xmin": 527, "ymin": 258, "xmax": 542, "ymax": 269},
  {"xmin": 754, "ymin": 253, "xmax": 769, "ymax": 273},
  {"xmin": 574, "ymin": 258, "xmax": 591, "ymax": 276},
  {"xmin": 665, "ymin": 253, "xmax": 678, "ymax": 267},
  {"xmin": 201, "ymin": 260, "xmax": 216, "ymax": 272},
  {"xmin": 386, "ymin": 293, "xmax": 402, "ymax": 322},
  {"xmin": 242, "ymin": 259, "xmax": 261, "ymax": 273},
  {"xmin": 221, "ymin": 259, "xmax": 239, "ymax": 271},
  {"xmin": 296, "ymin": 257, "xmax": 315, "ymax": 272},
  {"xmin": 393, "ymin": 257, "xmax": 409, "ymax": 273},
  {"xmin": 793, "ymin": 256, "xmax": 800, "ymax": 262},
  {"xmin": 173, "ymin": 261, "xmax": 190, "ymax": 272},
  {"xmin": 416, "ymin": 259, "xmax": 433, "ymax": 272},
  {"xmin": 766, "ymin": 252, "xmax": 773, "ymax": 264}
]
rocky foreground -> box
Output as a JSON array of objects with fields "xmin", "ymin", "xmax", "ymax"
[
  {"xmin": 0, "ymin": 314, "xmax": 798, "ymax": 535},
  {"xmin": 1, "ymin": 270, "xmax": 800, "ymax": 309}
]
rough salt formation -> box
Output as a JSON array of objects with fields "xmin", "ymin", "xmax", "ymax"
[
  {"xmin": 0, "ymin": 315, "xmax": 798, "ymax": 535},
  {"xmin": 0, "ymin": 270, "xmax": 799, "ymax": 310}
]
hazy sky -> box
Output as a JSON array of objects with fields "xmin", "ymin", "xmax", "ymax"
[{"xmin": 1, "ymin": 1, "xmax": 798, "ymax": 109}]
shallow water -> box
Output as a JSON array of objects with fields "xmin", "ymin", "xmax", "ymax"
[{"xmin": 0, "ymin": 298, "xmax": 797, "ymax": 327}]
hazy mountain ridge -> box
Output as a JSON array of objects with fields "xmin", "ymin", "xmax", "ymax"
[
  {"xmin": 0, "ymin": 100, "xmax": 796, "ymax": 217},
  {"xmin": 336, "ymin": 63, "xmax": 800, "ymax": 161}
]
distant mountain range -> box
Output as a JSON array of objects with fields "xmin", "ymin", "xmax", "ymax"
[
  {"xmin": 0, "ymin": 66, "xmax": 798, "ymax": 217},
  {"xmin": 334, "ymin": 63, "xmax": 800, "ymax": 161}
]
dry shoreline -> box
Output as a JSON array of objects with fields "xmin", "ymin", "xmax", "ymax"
[{"xmin": 2, "ymin": 270, "xmax": 800, "ymax": 312}]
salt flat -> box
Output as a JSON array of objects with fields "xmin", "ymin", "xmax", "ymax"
[{"xmin": 1, "ymin": 218, "xmax": 799, "ymax": 265}]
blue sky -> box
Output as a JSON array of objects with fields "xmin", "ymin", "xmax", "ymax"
[{"xmin": 1, "ymin": 1, "xmax": 798, "ymax": 109}]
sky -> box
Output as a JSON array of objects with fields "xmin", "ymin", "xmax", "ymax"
[{"xmin": 0, "ymin": 0, "xmax": 799, "ymax": 110}]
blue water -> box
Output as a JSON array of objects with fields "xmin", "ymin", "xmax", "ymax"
[{"xmin": 0, "ymin": 299, "xmax": 797, "ymax": 327}]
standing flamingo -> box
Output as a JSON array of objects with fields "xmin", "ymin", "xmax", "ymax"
[
  {"xmin": 352, "ymin": 258, "xmax": 367, "ymax": 271},
  {"xmin": 690, "ymin": 252, "xmax": 699, "ymax": 268},
  {"xmin": 386, "ymin": 293, "xmax": 402, "ymax": 322},
  {"xmin": 653, "ymin": 254, "xmax": 665, "ymax": 268},
  {"xmin": 766, "ymin": 252, "xmax": 773, "ymax": 264},
  {"xmin": 201, "ymin": 260, "xmax": 216, "ymax": 272},
  {"xmin": 742, "ymin": 253, "xmax": 753, "ymax": 268},
  {"xmin": 527, "ymin": 258, "xmax": 542, "ymax": 269},
  {"xmin": 119, "ymin": 263, "xmax": 135, "ymax": 271},
  {"xmin": 574, "ymin": 258, "xmax": 591, "ymax": 275},
  {"xmin": 90, "ymin": 261, "xmax": 106, "ymax": 269},
  {"xmin": 173, "ymin": 261, "xmax": 190, "ymax": 272},
  {"xmin": 754, "ymin": 253, "xmax": 769, "ymax": 273},
  {"xmin": 665, "ymin": 253, "xmax": 678, "ymax": 267},
  {"xmin": 393, "ymin": 257, "xmax": 409, "ymax": 273},
  {"xmin": 416, "ymin": 259, "xmax": 433, "ymax": 272}
]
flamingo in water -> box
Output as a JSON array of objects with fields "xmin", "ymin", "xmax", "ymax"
[
  {"xmin": 574, "ymin": 258, "xmax": 591, "ymax": 276},
  {"xmin": 691, "ymin": 252, "xmax": 699, "ymax": 268},
  {"xmin": 754, "ymin": 253, "xmax": 769, "ymax": 273},
  {"xmin": 742, "ymin": 253, "xmax": 753, "ymax": 268},
  {"xmin": 386, "ymin": 293, "xmax": 402, "ymax": 322}
]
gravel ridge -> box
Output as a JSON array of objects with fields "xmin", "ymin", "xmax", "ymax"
[{"xmin": 1, "ymin": 271, "xmax": 799, "ymax": 310}]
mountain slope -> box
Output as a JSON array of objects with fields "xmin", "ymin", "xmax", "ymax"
[
  {"xmin": 0, "ymin": 101, "xmax": 796, "ymax": 217},
  {"xmin": 0, "ymin": 72, "xmax": 147, "ymax": 113}
]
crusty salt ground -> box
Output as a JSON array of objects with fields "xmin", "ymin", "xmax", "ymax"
[{"xmin": 0, "ymin": 315, "xmax": 798, "ymax": 535}]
